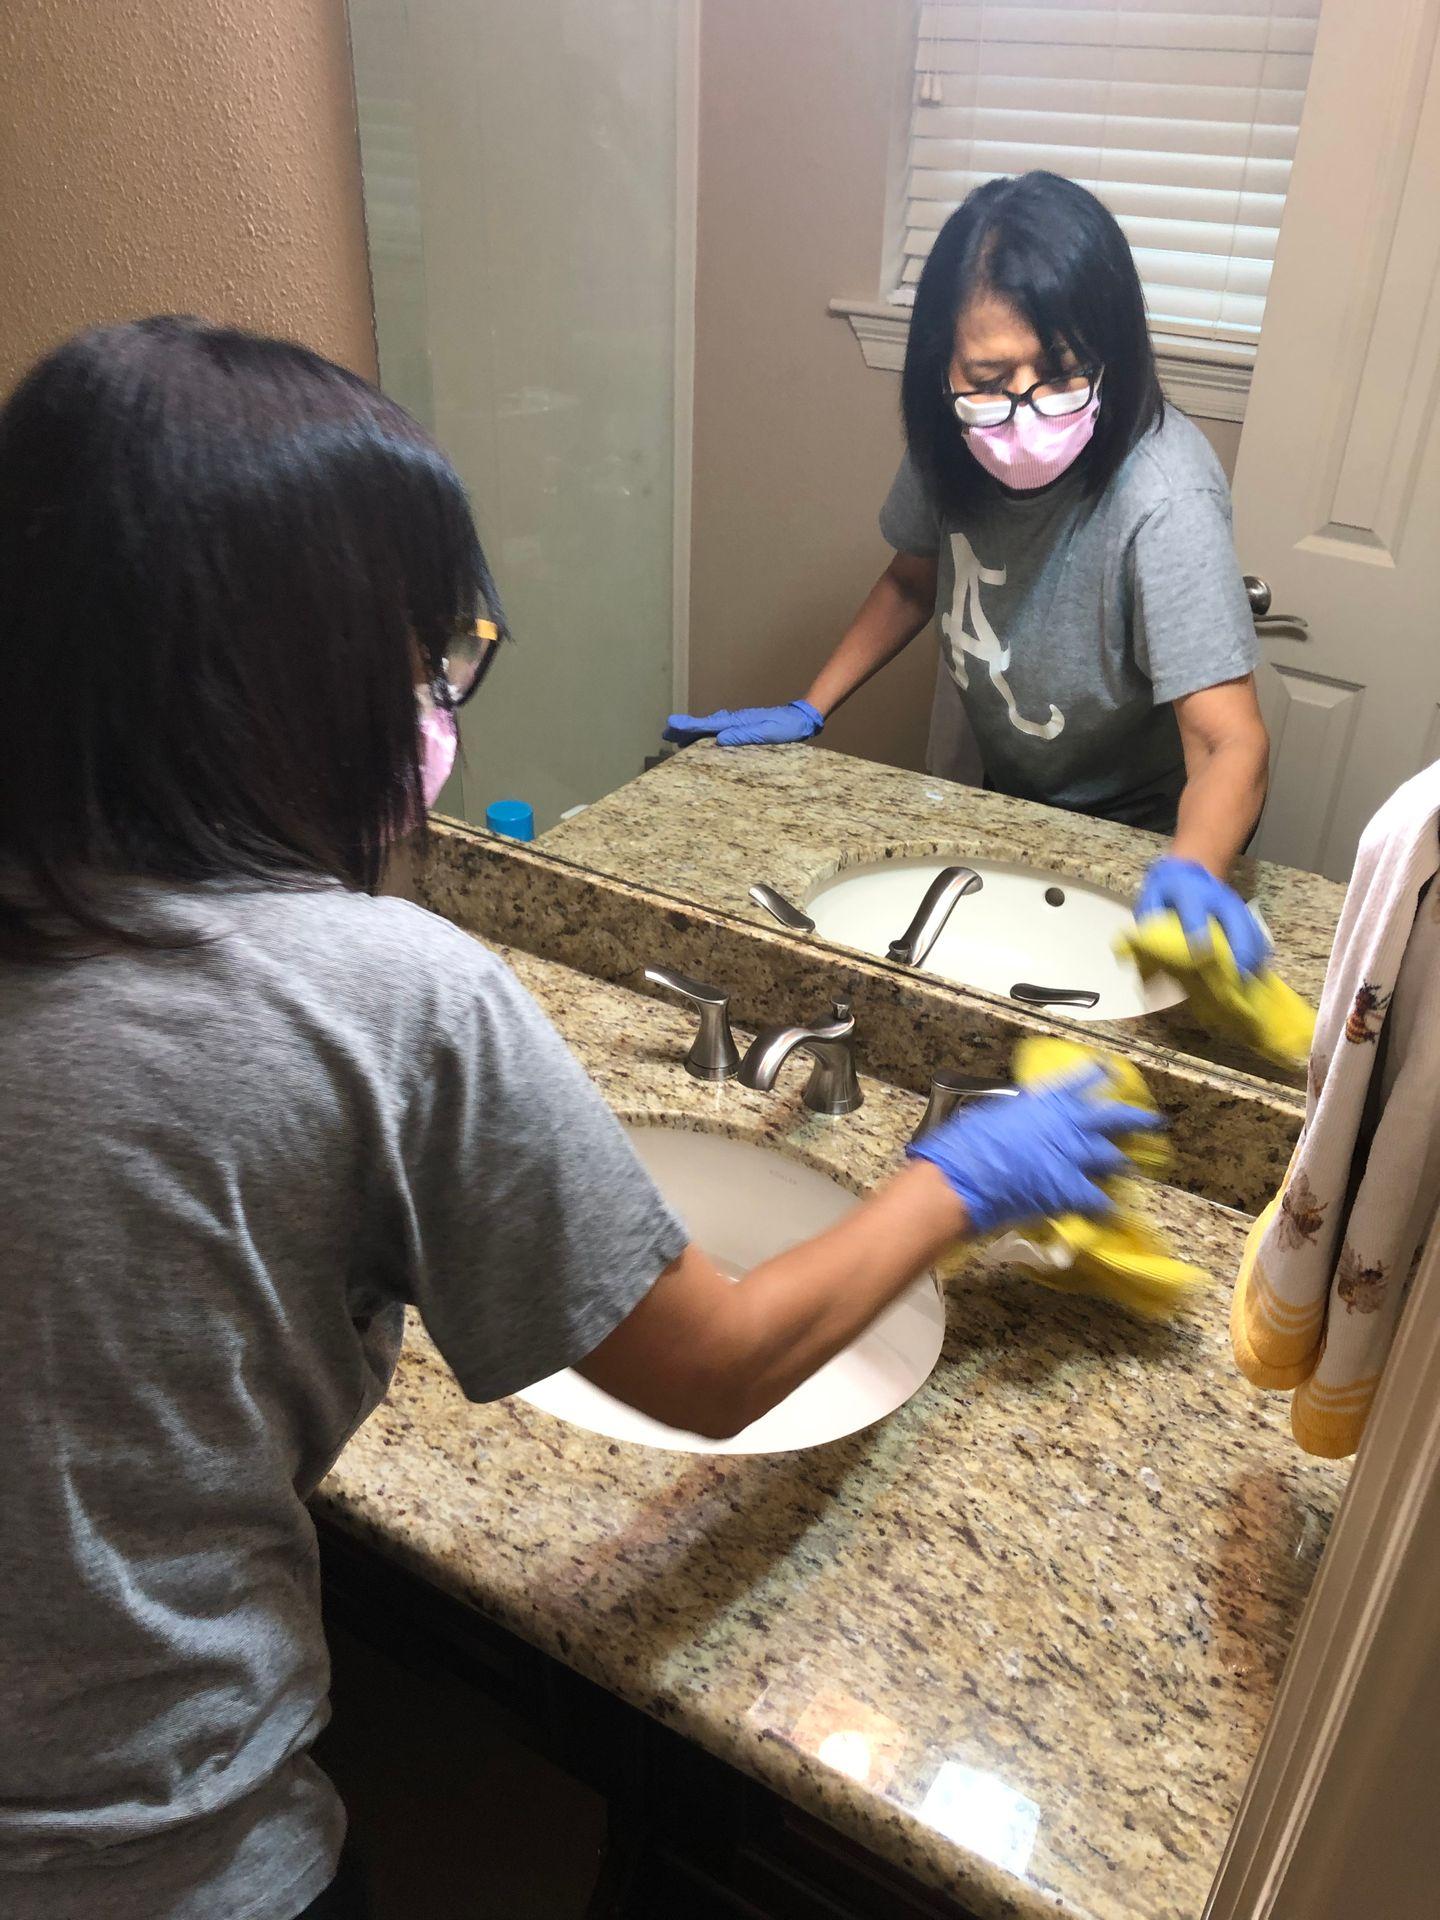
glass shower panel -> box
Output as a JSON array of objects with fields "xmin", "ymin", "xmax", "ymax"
[{"xmin": 349, "ymin": 0, "xmax": 680, "ymax": 831}]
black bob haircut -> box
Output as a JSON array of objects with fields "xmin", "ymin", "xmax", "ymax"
[
  {"xmin": 901, "ymin": 171, "xmax": 1164, "ymax": 519},
  {"xmin": 0, "ymin": 316, "xmax": 505, "ymax": 961}
]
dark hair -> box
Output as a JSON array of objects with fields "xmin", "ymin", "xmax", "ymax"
[
  {"xmin": 0, "ymin": 316, "xmax": 504, "ymax": 961},
  {"xmin": 901, "ymin": 172, "xmax": 1164, "ymax": 519}
]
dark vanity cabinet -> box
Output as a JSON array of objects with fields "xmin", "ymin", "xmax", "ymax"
[{"xmin": 318, "ymin": 1523, "xmax": 976, "ymax": 1920}]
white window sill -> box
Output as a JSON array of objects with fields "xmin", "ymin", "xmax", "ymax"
[{"xmin": 828, "ymin": 297, "xmax": 1252, "ymax": 425}]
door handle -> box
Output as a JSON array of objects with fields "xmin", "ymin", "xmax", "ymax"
[{"xmin": 1244, "ymin": 575, "xmax": 1309, "ymax": 634}]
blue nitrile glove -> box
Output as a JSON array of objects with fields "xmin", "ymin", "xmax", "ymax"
[
  {"xmin": 664, "ymin": 699, "xmax": 824, "ymax": 747},
  {"xmin": 1135, "ymin": 856, "xmax": 1270, "ymax": 979},
  {"xmin": 906, "ymin": 1068, "xmax": 1167, "ymax": 1234}
]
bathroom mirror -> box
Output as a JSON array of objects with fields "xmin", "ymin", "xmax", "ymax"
[{"xmin": 347, "ymin": 0, "xmax": 1359, "ymax": 1092}]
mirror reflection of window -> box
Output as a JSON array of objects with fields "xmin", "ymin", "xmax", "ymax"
[{"xmin": 897, "ymin": 1, "xmax": 1320, "ymax": 365}]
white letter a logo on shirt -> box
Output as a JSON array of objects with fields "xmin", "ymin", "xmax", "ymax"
[{"xmin": 941, "ymin": 532, "xmax": 1064, "ymax": 741}]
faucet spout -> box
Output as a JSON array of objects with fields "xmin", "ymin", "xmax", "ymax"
[
  {"xmin": 886, "ymin": 865, "xmax": 983, "ymax": 968},
  {"xmin": 738, "ymin": 1002, "xmax": 862, "ymax": 1115},
  {"xmin": 738, "ymin": 1025, "xmax": 834, "ymax": 1094}
]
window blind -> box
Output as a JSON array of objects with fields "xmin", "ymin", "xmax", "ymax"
[{"xmin": 896, "ymin": 0, "xmax": 1320, "ymax": 353}]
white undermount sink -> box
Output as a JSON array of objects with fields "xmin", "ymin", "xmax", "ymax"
[
  {"xmin": 516, "ymin": 1126, "xmax": 946, "ymax": 1454},
  {"xmin": 803, "ymin": 856, "xmax": 1185, "ymax": 1023}
]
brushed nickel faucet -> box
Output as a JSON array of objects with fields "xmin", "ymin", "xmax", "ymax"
[
  {"xmin": 748, "ymin": 882, "xmax": 816, "ymax": 935},
  {"xmin": 738, "ymin": 998, "xmax": 862, "ymax": 1115},
  {"xmin": 643, "ymin": 968, "xmax": 740, "ymax": 1082},
  {"xmin": 886, "ymin": 866, "xmax": 983, "ymax": 968},
  {"xmin": 910, "ymin": 1068, "xmax": 1018, "ymax": 1143}
]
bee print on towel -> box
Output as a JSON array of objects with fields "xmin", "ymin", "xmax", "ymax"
[
  {"xmin": 1344, "ymin": 982, "xmax": 1392, "ymax": 1045},
  {"xmin": 1337, "ymin": 1244, "xmax": 1387, "ymax": 1316},
  {"xmin": 1277, "ymin": 1171, "xmax": 1328, "ymax": 1251},
  {"xmin": 1307, "ymin": 1049, "xmax": 1330, "ymax": 1104}
]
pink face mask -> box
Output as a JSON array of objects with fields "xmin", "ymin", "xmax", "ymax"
[
  {"xmin": 963, "ymin": 387, "xmax": 1101, "ymax": 491},
  {"xmin": 417, "ymin": 701, "xmax": 458, "ymax": 809}
]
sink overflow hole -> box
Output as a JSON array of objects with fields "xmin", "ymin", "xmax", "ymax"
[{"xmin": 1044, "ymin": 886, "xmax": 1066, "ymax": 907}]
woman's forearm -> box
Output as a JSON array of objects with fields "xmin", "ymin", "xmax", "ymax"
[
  {"xmin": 579, "ymin": 1163, "xmax": 966, "ymax": 1438},
  {"xmin": 1167, "ymin": 679, "xmax": 1271, "ymax": 877},
  {"xmin": 713, "ymin": 1162, "xmax": 966, "ymax": 1426},
  {"xmin": 804, "ymin": 554, "xmax": 939, "ymax": 719},
  {"xmin": 1170, "ymin": 733, "xmax": 1270, "ymax": 876},
  {"xmin": 579, "ymin": 1077, "xmax": 1152, "ymax": 1440}
]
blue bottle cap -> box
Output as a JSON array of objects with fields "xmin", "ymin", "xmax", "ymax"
[{"xmin": 485, "ymin": 798, "xmax": 536, "ymax": 842}]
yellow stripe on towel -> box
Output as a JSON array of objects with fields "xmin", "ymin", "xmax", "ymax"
[
  {"xmin": 1231, "ymin": 1196, "xmax": 1325, "ymax": 1389},
  {"xmin": 1299, "ymin": 1372, "xmax": 1383, "ymax": 1410},
  {"xmin": 1292, "ymin": 1369, "xmax": 1381, "ymax": 1459}
]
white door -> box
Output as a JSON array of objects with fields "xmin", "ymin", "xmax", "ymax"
[{"xmin": 1232, "ymin": 0, "xmax": 1440, "ymax": 880}]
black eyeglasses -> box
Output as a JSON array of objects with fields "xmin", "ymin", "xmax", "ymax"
[
  {"xmin": 434, "ymin": 617, "xmax": 502, "ymax": 709},
  {"xmin": 947, "ymin": 366, "xmax": 1103, "ymax": 430}
]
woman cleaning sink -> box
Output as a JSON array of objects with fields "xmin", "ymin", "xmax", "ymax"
[
  {"xmin": 668, "ymin": 171, "xmax": 1271, "ymax": 984},
  {"xmin": 0, "ymin": 320, "xmax": 1164, "ymax": 1920}
]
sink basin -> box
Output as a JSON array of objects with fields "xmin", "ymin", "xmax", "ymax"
[
  {"xmin": 803, "ymin": 857, "xmax": 1184, "ymax": 1022},
  {"xmin": 516, "ymin": 1126, "xmax": 946, "ymax": 1454}
]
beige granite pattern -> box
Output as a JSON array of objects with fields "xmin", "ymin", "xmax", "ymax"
[
  {"xmin": 417, "ymin": 820, "xmax": 1304, "ymax": 1216},
  {"xmin": 317, "ymin": 945, "xmax": 1347, "ymax": 1920},
  {"xmin": 540, "ymin": 744, "xmax": 1346, "ymax": 1090}
]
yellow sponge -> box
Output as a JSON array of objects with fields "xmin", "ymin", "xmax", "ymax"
[
  {"xmin": 1117, "ymin": 911, "xmax": 1315, "ymax": 1072},
  {"xmin": 1012, "ymin": 1035, "xmax": 1170, "ymax": 1177},
  {"xmin": 1000, "ymin": 1037, "xmax": 1208, "ymax": 1320}
]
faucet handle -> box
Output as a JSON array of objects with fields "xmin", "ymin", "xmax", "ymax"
[
  {"xmin": 911, "ymin": 1067, "xmax": 1018, "ymax": 1143},
  {"xmin": 799, "ymin": 995, "xmax": 862, "ymax": 1115},
  {"xmin": 643, "ymin": 967, "xmax": 741, "ymax": 1082}
]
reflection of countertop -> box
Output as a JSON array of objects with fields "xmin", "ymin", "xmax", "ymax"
[
  {"xmin": 419, "ymin": 819, "xmax": 1306, "ymax": 1213},
  {"xmin": 317, "ymin": 942, "xmax": 1346, "ymax": 1920},
  {"xmin": 540, "ymin": 743, "xmax": 1346, "ymax": 1086}
]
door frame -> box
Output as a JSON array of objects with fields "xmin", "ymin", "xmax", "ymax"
[
  {"xmin": 1206, "ymin": 1215, "xmax": 1440, "ymax": 1919},
  {"xmin": 671, "ymin": 0, "xmax": 700, "ymax": 717}
]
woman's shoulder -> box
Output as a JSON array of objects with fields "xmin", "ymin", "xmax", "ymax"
[
  {"xmin": 1108, "ymin": 404, "xmax": 1231, "ymax": 519},
  {"xmin": 223, "ymin": 884, "xmax": 553, "ymax": 1087},
  {"xmin": 215, "ymin": 882, "xmax": 519, "ymax": 1018},
  {"xmin": 880, "ymin": 448, "xmax": 946, "ymax": 551}
]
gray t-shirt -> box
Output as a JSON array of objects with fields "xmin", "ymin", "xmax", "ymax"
[
  {"xmin": 0, "ymin": 883, "xmax": 687, "ymax": 1920},
  {"xmin": 880, "ymin": 405, "xmax": 1259, "ymax": 830}
]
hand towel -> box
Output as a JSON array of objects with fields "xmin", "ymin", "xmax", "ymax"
[{"xmin": 1232, "ymin": 761, "xmax": 1440, "ymax": 1457}]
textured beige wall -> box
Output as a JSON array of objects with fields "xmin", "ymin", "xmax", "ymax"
[
  {"xmin": 690, "ymin": 0, "xmax": 934, "ymax": 772},
  {"xmin": 0, "ymin": 0, "xmax": 376, "ymax": 396}
]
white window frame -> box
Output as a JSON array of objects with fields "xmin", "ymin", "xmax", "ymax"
[
  {"xmin": 830, "ymin": 295, "xmax": 1250, "ymax": 421},
  {"xmin": 831, "ymin": 1, "xmax": 1315, "ymax": 423}
]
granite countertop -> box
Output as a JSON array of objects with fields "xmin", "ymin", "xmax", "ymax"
[
  {"xmin": 539, "ymin": 743, "xmax": 1346, "ymax": 1086},
  {"xmin": 317, "ymin": 943, "xmax": 1346, "ymax": 1920}
]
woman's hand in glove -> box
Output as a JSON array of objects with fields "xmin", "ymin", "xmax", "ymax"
[
  {"xmin": 1136, "ymin": 856, "xmax": 1270, "ymax": 978},
  {"xmin": 664, "ymin": 699, "xmax": 824, "ymax": 747},
  {"xmin": 906, "ymin": 1068, "xmax": 1166, "ymax": 1234}
]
